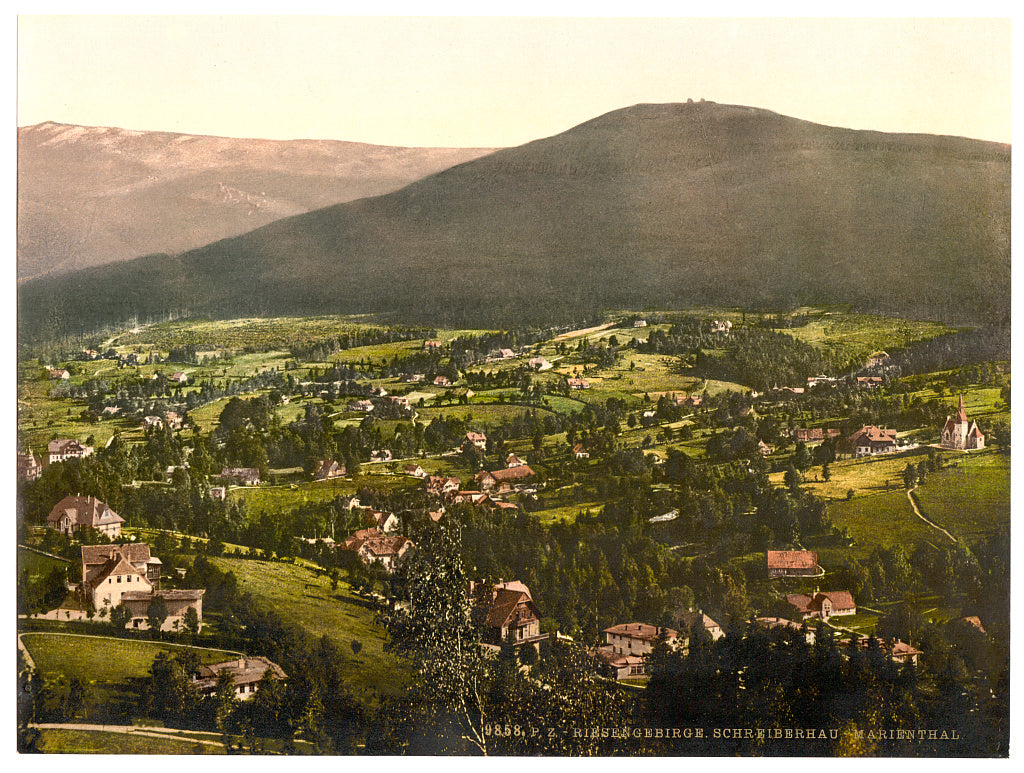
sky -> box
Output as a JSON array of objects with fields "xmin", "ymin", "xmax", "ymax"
[{"xmin": 16, "ymin": 14, "xmax": 1012, "ymax": 147}]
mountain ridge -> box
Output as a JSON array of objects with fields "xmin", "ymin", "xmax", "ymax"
[
  {"xmin": 18, "ymin": 102, "xmax": 1010, "ymax": 343},
  {"xmin": 17, "ymin": 121, "xmax": 497, "ymax": 281}
]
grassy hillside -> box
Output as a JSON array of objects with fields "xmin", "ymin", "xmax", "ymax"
[
  {"xmin": 19, "ymin": 101, "xmax": 1010, "ymax": 343},
  {"xmin": 208, "ymin": 557, "xmax": 409, "ymax": 702}
]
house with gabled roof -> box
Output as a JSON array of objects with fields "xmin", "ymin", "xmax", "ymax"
[
  {"xmin": 572, "ymin": 444, "xmax": 589, "ymax": 459},
  {"xmin": 673, "ymin": 609, "xmax": 725, "ymax": 641},
  {"xmin": 47, "ymin": 439, "xmax": 94, "ymax": 465},
  {"xmin": 785, "ymin": 591, "xmax": 856, "ymax": 621},
  {"xmin": 847, "ymin": 425, "xmax": 897, "ymax": 457},
  {"xmin": 48, "ymin": 495, "xmax": 124, "ymax": 539},
  {"xmin": 766, "ymin": 550, "xmax": 821, "ymax": 578},
  {"xmin": 169, "ymin": 372, "xmax": 188, "ymax": 384},
  {"xmin": 404, "ymin": 463, "xmax": 427, "ymax": 478},
  {"xmin": 464, "ymin": 431, "xmax": 488, "ymax": 450},
  {"xmin": 49, "ymin": 368, "xmax": 70, "ymax": 380},
  {"xmin": 343, "ymin": 528, "xmax": 414, "ymax": 573},
  {"xmin": 505, "ymin": 453, "xmax": 525, "ymax": 468},
  {"xmin": 566, "ymin": 377, "xmax": 590, "ymax": 390},
  {"xmin": 314, "ymin": 459, "xmax": 346, "ymax": 481},
  {"xmin": 470, "ymin": 580, "xmax": 543, "ymax": 647},
  {"xmin": 754, "ymin": 617, "xmax": 816, "ymax": 644},
  {"xmin": 426, "ymin": 475, "xmax": 461, "ymax": 496},
  {"xmin": 193, "ymin": 657, "xmax": 287, "ymax": 700},
  {"xmin": 79, "ymin": 543, "xmax": 204, "ymax": 630}
]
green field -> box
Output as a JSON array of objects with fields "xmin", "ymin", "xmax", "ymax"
[
  {"xmin": 208, "ymin": 557, "xmax": 409, "ymax": 703},
  {"xmin": 17, "ymin": 547, "xmax": 71, "ymax": 582},
  {"xmin": 912, "ymin": 452, "xmax": 1010, "ymax": 543},
  {"xmin": 35, "ymin": 728, "xmax": 228, "ymax": 755},
  {"xmin": 816, "ymin": 489, "xmax": 934, "ymax": 564},
  {"xmin": 20, "ymin": 633, "xmax": 241, "ymax": 684},
  {"xmin": 229, "ymin": 474, "xmax": 419, "ymax": 517}
]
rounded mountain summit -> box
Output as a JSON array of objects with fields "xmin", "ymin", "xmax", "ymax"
[{"xmin": 20, "ymin": 101, "xmax": 1010, "ymax": 340}]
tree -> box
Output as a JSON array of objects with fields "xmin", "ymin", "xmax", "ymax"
[
  {"xmin": 822, "ymin": 463, "xmax": 831, "ymax": 482},
  {"xmin": 902, "ymin": 463, "xmax": 918, "ymax": 490},
  {"xmin": 146, "ymin": 594, "xmax": 169, "ymax": 637},
  {"xmin": 380, "ymin": 522, "xmax": 491, "ymax": 754},
  {"xmin": 109, "ymin": 603, "xmax": 132, "ymax": 630},
  {"xmin": 183, "ymin": 605, "xmax": 201, "ymax": 637}
]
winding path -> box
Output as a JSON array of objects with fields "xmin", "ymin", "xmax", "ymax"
[{"xmin": 906, "ymin": 486, "xmax": 957, "ymax": 543}]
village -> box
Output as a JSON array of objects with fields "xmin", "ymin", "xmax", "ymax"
[{"xmin": 16, "ymin": 309, "xmax": 1009, "ymax": 754}]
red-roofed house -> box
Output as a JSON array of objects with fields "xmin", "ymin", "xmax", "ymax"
[
  {"xmin": 785, "ymin": 591, "xmax": 856, "ymax": 620},
  {"xmin": 343, "ymin": 529, "xmax": 414, "ymax": 573},
  {"xmin": 766, "ymin": 550, "xmax": 820, "ymax": 578},
  {"xmin": 464, "ymin": 431, "xmax": 487, "ymax": 450},
  {"xmin": 566, "ymin": 377, "xmax": 590, "ymax": 390},
  {"xmin": 847, "ymin": 425, "xmax": 898, "ymax": 457},
  {"xmin": 48, "ymin": 495, "xmax": 124, "ymax": 538},
  {"xmin": 404, "ymin": 463, "xmax": 427, "ymax": 478},
  {"xmin": 475, "ymin": 465, "xmax": 535, "ymax": 491}
]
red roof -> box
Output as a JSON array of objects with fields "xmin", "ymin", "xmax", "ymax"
[
  {"xmin": 766, "ymin": 550, "xmax": 818, "ymax": 570},
  {"xmin": 47, "ymin": 495, "xmax": 123, "ymax": 529}
]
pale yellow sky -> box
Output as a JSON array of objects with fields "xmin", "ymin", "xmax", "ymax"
[{"xmin": 17, "ymin": 16, "xmax": 1012, "ymax": 147}]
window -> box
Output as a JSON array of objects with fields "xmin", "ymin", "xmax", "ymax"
[{"xmin": 117, "ymin": 576, "xmax": 121, "ymax": 583}]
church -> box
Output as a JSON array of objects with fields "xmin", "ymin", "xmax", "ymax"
[{"xmin": 940, "ymin": 394, "xmax": 985, "ymax": 450}]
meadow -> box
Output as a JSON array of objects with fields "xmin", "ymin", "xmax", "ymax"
[
  {"xmin": 912, "ymin": 452, "xmax": 1009, "ymax": 544},
  {"xmin": 20, "ymin": 633, "xmax": 241, "ymax": 684},
  {"xmin": 17, "ymin": 547, "xmax": 71, "ymax": 582}
]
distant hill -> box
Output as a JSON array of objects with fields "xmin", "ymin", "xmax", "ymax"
[
  {"xmin": 17, "ymin": 121, "xmax": 495, "ymax": 280},
  {"xmin": 18, "ymin": 102, "xmax": 1010, "ymax": 343}
]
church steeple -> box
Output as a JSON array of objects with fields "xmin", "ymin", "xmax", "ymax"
[{"xmin": 957, "ymin": 393, "xmax": 968, "ymax": 423}]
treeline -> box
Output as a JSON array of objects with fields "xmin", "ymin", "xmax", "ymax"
[{"xmin": 644, "ymin": 617, "xmax": 1007, "ymax": 756}]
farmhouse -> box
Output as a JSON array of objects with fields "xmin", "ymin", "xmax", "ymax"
[
  {"xmin": 49, "ymin": 368, "xmax": 70, "ymax": 380},
  {"xmin": 220, "ymin": 467, "xmax": 261, "ymax": 486},
  {"xmin": 424, "ymin": 340, "xmax": 443, "ymax": 349},
  {"xmin": 169, "ymin": 372, "xmax": 188, "ymax": 384},
  {"xmin": 470, "ymin": 580, "xmax": 543, "ymax": 647},
  {"xmin": 573, "ymin": 444, "xmax": 590, "ymax": 459},
  {"xmin": 314, "ymin": 459, "xmax": 346, "ymax": 481},
  {"xmin": 528, "ymin": 356, "xmax": 550, "ymax": 370},
  {"xmin": 566, "ymin": 377, "xmax": 590, "ymax": 390},
  {"xmin": 856, "ymin": 376, "xmax": 883, "ymax": 389},
  {"xmin": 193, "ymin": 657, "xmax": 287, "ymax": 700},
  {"xmin": 433, "ymin": 375, "xmax": 452, "ymax": 387},
  {"xmin": 17, "ymin": 452, "xmax": 42, "ymax": 482},
  {"xmin": 633, "ymin": 320, "xmax": 647, "ymax": 327},
  {"xmin": 47, "ymin": 438, "xmax": 95, "ymax": 464},
  {"xmin": 404, "ymin": 463, "xmax": 427, "ymax": 478},
  {"xmin": 847, "ymin": 425, "xmax": 898, "ymax": 457},
  {"xmin": 498, "ymin": 348, "xmax": 515, "ymax": 359},
  {"xmin": 766, "ymin": 550, "xmax": 820, "ymax": 578},
  {"xmin": 348, "ymin": 399, "xmax": 374, "ymax": 412},
  {"xmin": 940, "ymin": 394, "xmax": 985, "ymax": 451},
  {"xmin": 785, "ymin": 591, "xmax": 857, "ymax": 620},
  {"xmin": 47, "ymin": 495, "xmax": 124, "ymax": 539},
  {"xmin": 370, "ymin": 449, "xmax": 393, "ymax": 462}
]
